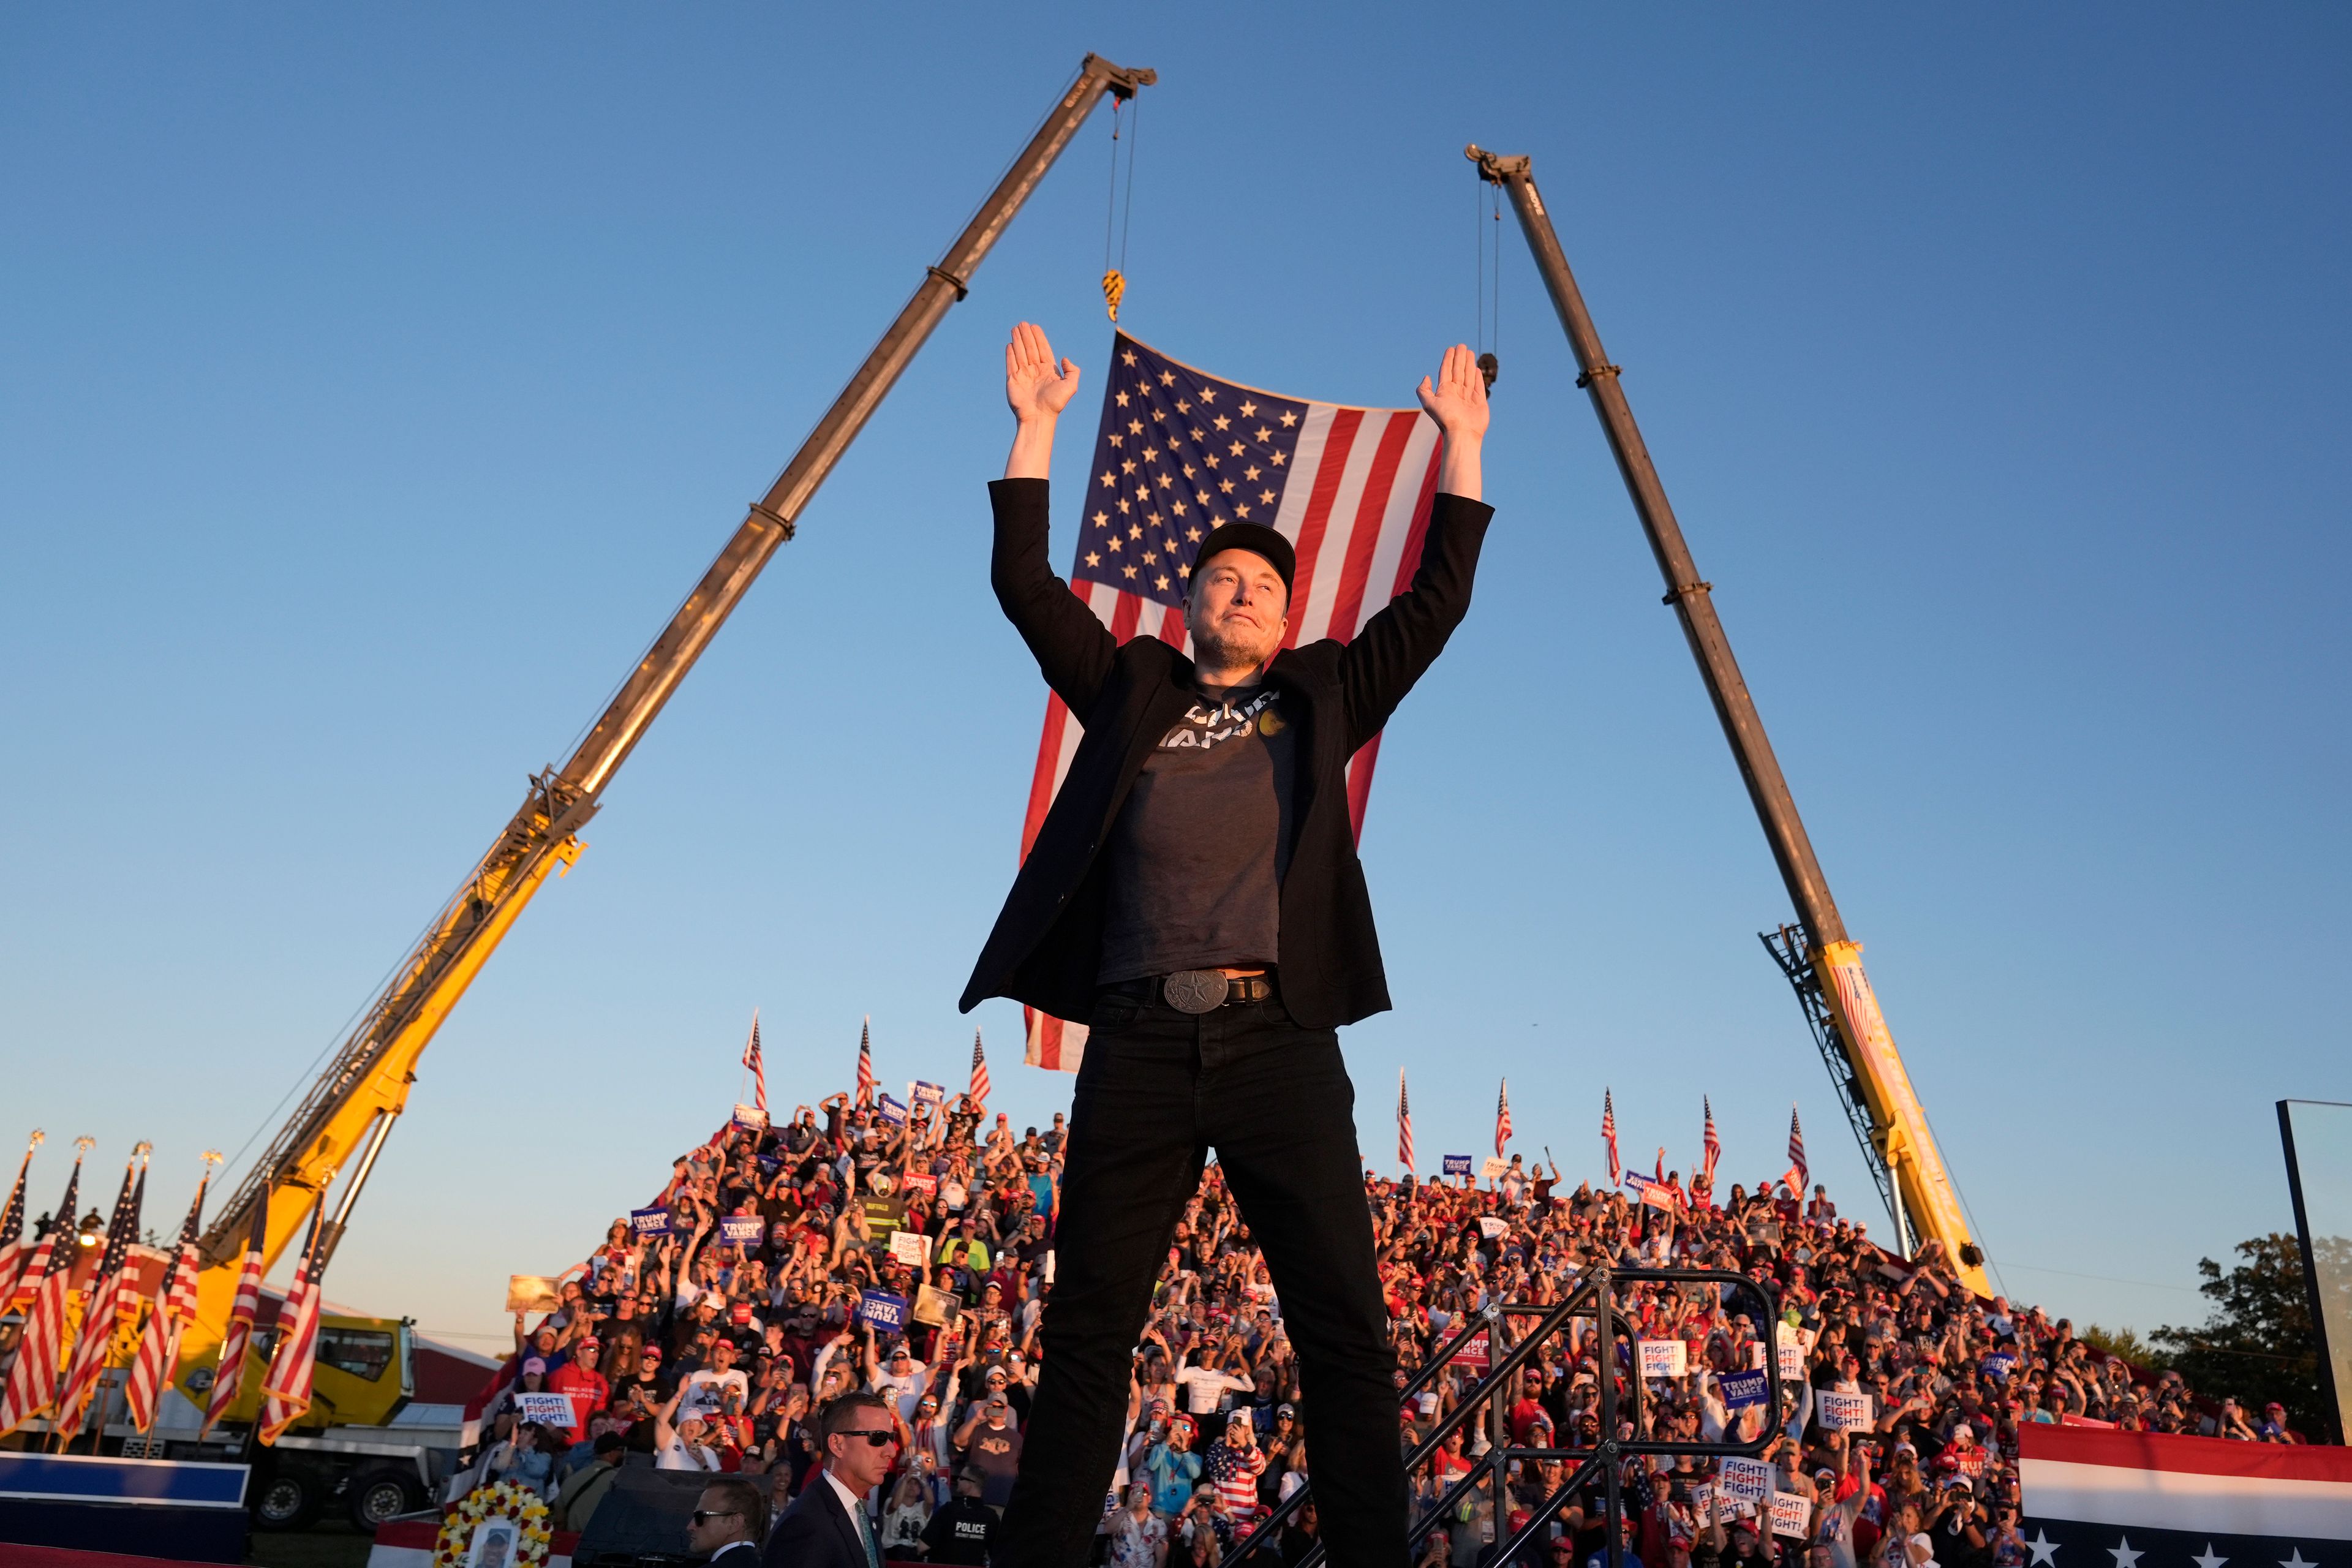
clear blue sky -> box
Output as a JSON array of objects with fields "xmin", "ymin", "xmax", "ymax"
[{"xmin": 5, "ymin": 6, "xmax": 2346, "ymax": 1352}]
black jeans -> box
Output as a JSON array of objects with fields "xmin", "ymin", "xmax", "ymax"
[{"xmin": 995, "ymin": 988, "xmax": 1406, "ymax": 1568}]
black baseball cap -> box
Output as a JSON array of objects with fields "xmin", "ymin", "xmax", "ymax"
[{"xmin": 1191, "ymin": 524, "xmax": 1295, "ymax": 599}]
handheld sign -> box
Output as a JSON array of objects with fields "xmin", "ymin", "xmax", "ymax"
[
  {"xmin": 888, "ymin": 1230, "xmax": 930, "ymax": 1268},
  {"xmin": 902, "ymin": 1173, "xmax": 939, "ymax": 1199},
  {"xmin": 876, "ymin": 1094, "xmax": 908, "ymax": 1127},
  {"xmin": 1717, "ymin": 1369, "xmax": 1770, "ymax": 1411},
  {"xmin": 1817, "ymin": 1390, "xmax": 1875, "ymax": 1432},
  {"xmin": 1769, "ymin": 1491, "xmax": 1813, "ymax": 1539},
  {"xmin": 1748, "ymin": 1341, "xmax": 1769, "ymax": 1371},
  {"xmin": 1717, "ymin": 1457, "xmax": 1772, "ymax": 1503},
  {"xmin": 908, "ymin": 1080, "xmax": 946, "ymax": 1109},
  {"xmin": 1689, "ymin": 1482, "xmax": 1714, "ymax": 1519},
  {"xmin": 505, "ymin": 1275, "xmax": 563, "ymax": 1313},
  {"xmin": 913, "ymin": 1283, "xmax": 961, "ymax": 1327},
  {"xmin": 630, "ymin": 1207, "xmax": 672, "ymax": 1238},
  {"xmin": 1638, "ymin": 1340, "xmax": 1687, "ymax": 1379},
  {"xmin": 516, "ymin": 1392, "xmax": 579, "ymax": 1427},
  {"xmin": 1442, "ymin": 1155, "xmax": 1474, "ymax": 1180},
  {"xmin": 733, "ymin": 1103, "xmax": 768, "ymax": 1130},
  {"xmin": 858, "ymin": 1289, "xmax": 910, "ymax": 1332},
  {"xmin": 1455, "ymin": 1328, "xmax": 1491, "ymax": 1372},
  {"xmin": 1480, "ymin": 1157, "xmax": 1510, "ymax": 1182},
  {"xmin": 1477, "ymin": 1216, "xmax": 1509, "ymax": 1239},
  {"xmin": 718, "ymin": 1216, "xmax": 763, "ymax": 1245}
]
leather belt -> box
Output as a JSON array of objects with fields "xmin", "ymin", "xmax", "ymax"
[{"xmin": 1104, "ymin": 970, "xmax": 1278, "ymax": 1014}]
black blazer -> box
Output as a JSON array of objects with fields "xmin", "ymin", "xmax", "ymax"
[
  {"xmin": 764, "ymin": 1476, "xmax": 868, "ymax": 1568},
  {"xmin": 960, "ymin": 478, "xmax": 1494, "ymax": 1031}
]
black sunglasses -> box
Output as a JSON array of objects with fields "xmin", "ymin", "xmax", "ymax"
[
  {"xmin": 836, "ymin": 1429, "xmax": 898, "ymax": 1448},
  {"xmin": 691, "ymin": 1509, "xmax": 744, "ymax": 1525}
]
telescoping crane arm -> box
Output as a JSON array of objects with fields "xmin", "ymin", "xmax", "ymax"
[
  {"xmin": 1468, "ymin": 146, "xmax": 1989, "ymax": 1295},
  {"xmin": 183, "ymin": 55, "xmax": 1158, "ymax": 1348}
]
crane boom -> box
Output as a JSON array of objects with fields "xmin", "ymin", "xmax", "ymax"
[
  {"xmin": 1468, "ymin": 146, "xmax": 1989, "ymax": 1295},
  {"xmin": 184, "ymin": 55, "xmax": 1158, "ymax": 1348}
]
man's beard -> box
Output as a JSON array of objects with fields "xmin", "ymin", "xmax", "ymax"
[{"xmin": 1192, "ymin": 619, "xmax": 1280, "ymax": 673}]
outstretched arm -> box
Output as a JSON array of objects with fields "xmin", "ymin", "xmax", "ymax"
[
  {"xmin": 1004, "ymin": 320, "xmax": 1084, "ymax": 479},
  {"xmin": 1336, "ymin": 344, "xmax": 1496, "ymax": 748},
  {"xmin": 990, "ymin": 322, "xmax": 1120, "ymax": 715}
]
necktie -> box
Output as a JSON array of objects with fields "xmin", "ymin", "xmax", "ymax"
[{"xmin": 855, "ymin": 1494, "xmax": 881, "ymax": 1568}]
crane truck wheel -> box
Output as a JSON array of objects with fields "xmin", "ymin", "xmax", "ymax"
[
  {"xmin": 252, "ymin": 1469, "xmax": 322, "ymax": 1531},
  {"xmin": 347, "ymin": 1465, "xmax": 424, "ymax": 1532}
]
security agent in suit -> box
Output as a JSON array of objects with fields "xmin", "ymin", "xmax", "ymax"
[
  {"xmin": 688, "ymin": 1476, "xmax": 771, "ymax": 1568},
  {"xmin": 974, "ymin": 325, "xmax": 1493, "ymax": 1568},
  {"xmin": 766, "ymin": 1392, "xmax": 901, "ymax": 1568}
]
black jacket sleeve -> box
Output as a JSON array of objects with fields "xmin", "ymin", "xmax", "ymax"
[
  {"xmin": 1337, "ymin": 492, "xmax": 1494, "ymax": 750},
  {"xmin": 988, "ymin": 478, "xmax": 1117, "ymax": 716}
]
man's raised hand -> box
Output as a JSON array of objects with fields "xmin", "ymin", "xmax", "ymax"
[
  {"xmin": 1415, "ymin": 343, "xmax": 1490, "ymax": 441},
  {"xmin": 1417, "ymin": 342, "xmax": 1488, "ymax": 500},
  {"xmin": 1005, "ymin": 321, "xmax": 1082, "ymax": 424},
  {"xmin": 1003, "ymin": 321, "xmax": 1077, "ymax": 480}
]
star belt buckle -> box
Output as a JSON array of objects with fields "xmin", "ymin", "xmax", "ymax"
[{"xmin": 1162, "ymin": 970, "xmax": 1230, "ymax": 1014}]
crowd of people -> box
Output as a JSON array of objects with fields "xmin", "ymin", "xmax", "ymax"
[{"xmin": 462, "ymin": 1075, "xmax": 2292, "ymax": 1568}]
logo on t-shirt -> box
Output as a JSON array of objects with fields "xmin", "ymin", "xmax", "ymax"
[{"xmin": 1160, "ymin": 689, "xmax": 1281, "ymax": 751}]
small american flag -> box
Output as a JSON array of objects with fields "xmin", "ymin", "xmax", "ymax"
[
  {"xmin": 968, "ymin": 1030, "xmax": 992, "ymax": 1112},
  {"xmin": 741, "ymin": 1011, "xmax": 767, "ymax": 1120},
  {"xmin": 0, "ymin": 1155, "xmax": 81, "ymax": 1438},
  {"xmin": 1702, "ymin": 1096, "xmax": 1721, "ymax": 1191},
  {"xmin": 1397, "ymin": 1069, "xmax": 1415, "ymax": 1177},
  {"xmin": 1494, "ymin": 1079, "xmax": 1512, "ymax": 1158},
  {"xmin": 258, "ymin": 1188, "xmax": 330, "ymax": 1445},
  {"xmin": 1020, "ymin": 334, "xmax": 1449, "ymax": 1074},
  {"xmin": 0, "ymin": 1139, "xmax": 33, "ymax": 1305},
  {"xmin": 200, "ymin": 1191, "xmax": 269, "ymax": 1439},
  {"xmin": 126, "ymin": 1172, "xmax": 209, "ymax": 1433},
  {"xmin": 53, "ymin": 1155, "xmax": 144, "ymax": 1439},
  {"xmin": 1785, "ymin": 1105, "xmax": 1809, "ymax": 1195},
  {"xmin": 854, "ymin": 1017, "xmax": 876, "ymax": 1107},
  {"xmin": 1601, "ymin": 1089, "xmax": 1621, "ymax": 1187}
]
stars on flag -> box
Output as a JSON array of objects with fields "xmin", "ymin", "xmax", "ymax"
[{"xmin": 1072, "ymin": 335, "xmax": 1308, "ymax": 609}]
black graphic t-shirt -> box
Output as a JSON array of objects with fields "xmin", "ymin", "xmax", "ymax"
[{"xmin": 1098, "ymin": 683, "xmax": 1298, "ymax": 984}]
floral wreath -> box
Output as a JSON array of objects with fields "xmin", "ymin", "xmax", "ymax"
[{"xmin": 434, "ymin": 1479, "xmax": 552, "ymax": 1567}]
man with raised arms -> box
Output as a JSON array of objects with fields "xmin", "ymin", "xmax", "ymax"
[{"xmin": 964, "ymin": 322, "xmax": 1493, "ymax": 1568}]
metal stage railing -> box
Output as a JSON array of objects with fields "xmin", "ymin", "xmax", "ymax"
[{"xmin": 1228, "ymin": 1263, "xmax": 1785, "ymax": 1568}]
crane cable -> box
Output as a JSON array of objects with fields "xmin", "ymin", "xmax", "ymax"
[
  {"xmin": 1102, "ymin": 92, "xmax": 1140, "ymax": 322},
  {"xmin": 1475, "ymin": 174, "xmax": 1501, "ymax": 390}
]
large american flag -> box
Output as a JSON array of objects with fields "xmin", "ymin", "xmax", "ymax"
[
  {"xmin": 1785, "ymin": 1105, "xmax": 1809, "ymax": 1194},
  {"xmin": 0, "ymin": 1155, "xmax": 81, "ymax": 1438},
  {"xmin": 1701, "ymin": 1096, "xmax": 1721, "ymax": 1191},
  {"xmin": 200, "ymin": 1189, "xmax": 269, "ymax": 1439},
  {"xmin": 1493, "ymin": 1079, "xmax": 1512, "ymax": 1158},
  {"xmin": 53, "ymin": 1155, "xmax": 143, "ymax": 1439},
  {"xmin": 126, "ymin": 1172, "xmax": 209, "ymax": 1434},
  {"xmin": 1020, "ymin": 333, "xmax": 1447, "ymax": 1072},
  {"xmin": 1397, "ymin": 1069, "xmax": 1414, "ymax": 1177},
  {"xmin": 258, "ymin": 1188, "xmax": 330, "ymax": 1445},
  {"xmin": 1601, "ymin": 1089, "xmax": 1621, "ymax": 1188},
  {"xmin": 968, "ymin": 1030, "xmax": 992, "ymax": 1112}
]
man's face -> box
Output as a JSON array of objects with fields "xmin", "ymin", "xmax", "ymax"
[
  {"xmin": 830, "ymin": 1415, "xmax": 899, "ymax": 1491},
  {"xmin": 1185, "ymin": 549, "xmax": 1288, "ymax": 671},
  {"xmin": 687, "ymin": 1488, "xmax": 749, "ymax": 1552}
]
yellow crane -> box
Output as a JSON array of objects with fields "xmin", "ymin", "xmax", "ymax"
[
  {"xmin": 176, "ymin": 53, "xmax": 1159, "ymax": 1359},
  {"xmin": 1469, "ymin": 146, "xmax": 1991, "ymax": 1294}
]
